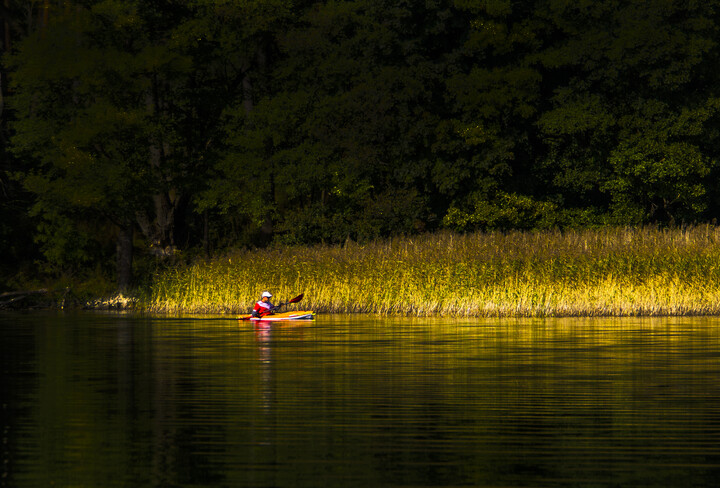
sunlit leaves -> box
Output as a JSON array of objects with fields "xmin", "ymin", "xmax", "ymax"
[
  {"xmin": 605, "ymin": 137, "xmax": 713, "ymax": 223},
  {"xmin": 443, "ymin": 191, "xmax": 559, "ymax": 231}
]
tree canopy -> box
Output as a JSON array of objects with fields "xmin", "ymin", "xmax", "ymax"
[{"xmin": 2, "ymin": 0, "xmax": 720, "ymax": 290}]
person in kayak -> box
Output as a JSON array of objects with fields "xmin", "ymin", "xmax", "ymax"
[{"xmin": 252, "ymin": 291, "xmax": 277, "ymax": 317}]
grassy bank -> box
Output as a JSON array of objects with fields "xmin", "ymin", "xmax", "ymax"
[{"xmin": 144, "ymin": 226, "xmax": 720, "ymax": 317}]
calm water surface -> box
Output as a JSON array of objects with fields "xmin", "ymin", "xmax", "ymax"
[{"xmin": 1, "ymin": 312, "xmax": 720, "ymax": 487}]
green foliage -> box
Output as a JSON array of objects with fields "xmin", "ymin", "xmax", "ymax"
[
  {"xmin": 31, "ymin": 209, "xmax": 100, "ymax": 275},
  {"xmin": 196, "ymin": 0, "xmax": 457, "ymax": 245},
  {"xmin": 443, "ymin": 192, "xmax": 559, "ymax": 231},
  {"xmin": 5, "ymin": 0, "xmax": 720, "ymax": 292},
  {"xmin": 275, "ymin": 187, "xmax": 426, "ymax": 244},
  {"xmin": 604, "ymin": 137, "xmax": 712, "ymax": 223}
]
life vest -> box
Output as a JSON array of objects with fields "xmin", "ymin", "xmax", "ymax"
[{"xmin": 254, "ymin": 300, "xmax": 273, "ymax": 313}]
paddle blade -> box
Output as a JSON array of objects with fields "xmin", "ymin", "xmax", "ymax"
[{"xmin": 288, "ymin": 293, "xmax": 304, "ymax": 304}]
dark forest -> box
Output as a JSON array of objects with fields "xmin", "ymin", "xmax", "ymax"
[{"xmin": 2, "ymin": 0, "xmax": 719, "ymax": 292}]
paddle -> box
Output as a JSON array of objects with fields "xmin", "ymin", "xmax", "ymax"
[
  {"xmin": 244, "ymin": 293, "xmax": 304, "ymax": 320},
  {"xmin": 259, "ymin": 293, "xmax": 304, "ymax": 317},
  {"xmin": 283, "ymin": 293, "xmax": 305, "ymax": 306}
]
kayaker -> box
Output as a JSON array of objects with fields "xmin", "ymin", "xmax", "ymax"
[{"xmin": 251, "ymin": 291, "xmax": 276, "ymax": 317}]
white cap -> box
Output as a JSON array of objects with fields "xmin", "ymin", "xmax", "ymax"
[{"xmin": 261, "ymin": 291, "xmax": 272, "ymax": 298}]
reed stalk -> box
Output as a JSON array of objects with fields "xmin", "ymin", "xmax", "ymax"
[{"xmin": 144, "ymin": 225, "xmax": 720, "ymax": 317}]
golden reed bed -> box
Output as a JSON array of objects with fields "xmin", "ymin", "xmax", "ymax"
[{"xmin": 145, "ymin": 226, "xmax": 720, "ymax": 317}]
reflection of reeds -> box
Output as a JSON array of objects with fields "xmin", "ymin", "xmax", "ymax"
[{"xmin": 145, "ymin": 226, "xmax": 720, "ymax": 316}]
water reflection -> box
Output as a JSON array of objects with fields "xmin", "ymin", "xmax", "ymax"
[
  {"xmin": 254, "ymin": 322, "xmax": 274, "ymax": 413},
  {"xmin": 1, "ymin": 313, "xmax": 720, "ymax": 487}
]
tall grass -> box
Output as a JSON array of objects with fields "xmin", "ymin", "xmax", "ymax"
[{"xmin": 144, "ymin": 226, "xmax": 720, "ymax": 316}]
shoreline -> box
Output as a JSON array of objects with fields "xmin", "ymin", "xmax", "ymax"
[
  {"xmin": 146, "ymin": 225, "xmax": 720, "ymax": 317},
  {"xmin": 8, "ymin": 227, "xmax": 720, "ymax": 318},
  {"xmin": 5, "ymin": 289, "xmax": 720, "ymax": 318},
  {"xmin": 145, "ymin": 227, "xmax": 720, "ymax": 318},
  {"xmin": 7, "ymin": 299, "xmax": 720, "ymax": 318}
]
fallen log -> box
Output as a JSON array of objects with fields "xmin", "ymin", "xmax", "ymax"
[{"xmin": 0, "ymin": 289, "xmax": 49, "ymax": 308}]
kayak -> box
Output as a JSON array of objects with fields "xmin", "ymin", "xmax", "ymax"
[{"xmin": 238, "ymin": 310, "xmax": 316, "ymax": 322}]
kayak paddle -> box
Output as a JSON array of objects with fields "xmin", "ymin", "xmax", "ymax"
[{"xmin": 283, "ymin": 293, "xmax": 304, "ymax": 306}]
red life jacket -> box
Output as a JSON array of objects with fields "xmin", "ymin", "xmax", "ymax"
[{"xmin": 253, "ymin": 300, "xmax": 274, "ymax": 313}]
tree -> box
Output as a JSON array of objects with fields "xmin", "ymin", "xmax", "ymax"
[
  {"xmin": 9, "ymin": 1, "xmax": 198, "ymax": 289},
  {"xmin": 440, "ymin": 0, "xmax": 720, "ymax": 230},
  {"xmin": 534, "ymin": 0, "xmax": 720, "ymax": 224},
  {"xmin": 204, "ymin": 0, "xmax": 464, "ymax": 243},
  {"xmin": 439, "ymin": 0, "xmax": 551, "ymax": 230}
]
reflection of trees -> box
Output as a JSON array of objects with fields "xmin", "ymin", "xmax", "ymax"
[
  {"xmin": 0, "ymin": 314, "xmax": 38, "ymax": 488},
  {"xmin": 10, "ymin": 315, "xmax": 720, "ymax": 487},
  {"xmin": 248, "ymin": 318, "xmax": 720, "ymax": 487},
  {"xmin": 25, "ymin": 316, "xmax": 236, "ymax": 486},
  {"xmin": 143, "ymin": 320, "xmax": 228, "ymax": 487}
]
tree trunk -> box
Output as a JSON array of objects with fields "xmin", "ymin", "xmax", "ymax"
[
  {"xmin": 41, "ymin": 0, "xmax": 49, "ymax": 29},
  {"xmin": 116, "ymin": 223, "xmax": 133, "ymax": 292},
  {"xmin": 138, "ymin": 76, "xmax": 179, "ymax": 255},
  {"xmin": 242, "ymin": 72, "xmax": 254, "ymax": 115},
  {"xmin": 203, "ymin": 209, "xmax": 210, "ymax": 257},
  {"xmin": 3, "ymin": 0, "xmax": 10, "ymax": 53}
]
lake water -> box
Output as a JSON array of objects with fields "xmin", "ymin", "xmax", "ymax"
[{"xmin": 2, "ymin": 312, "xmax": 720, "ymax": 487}]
